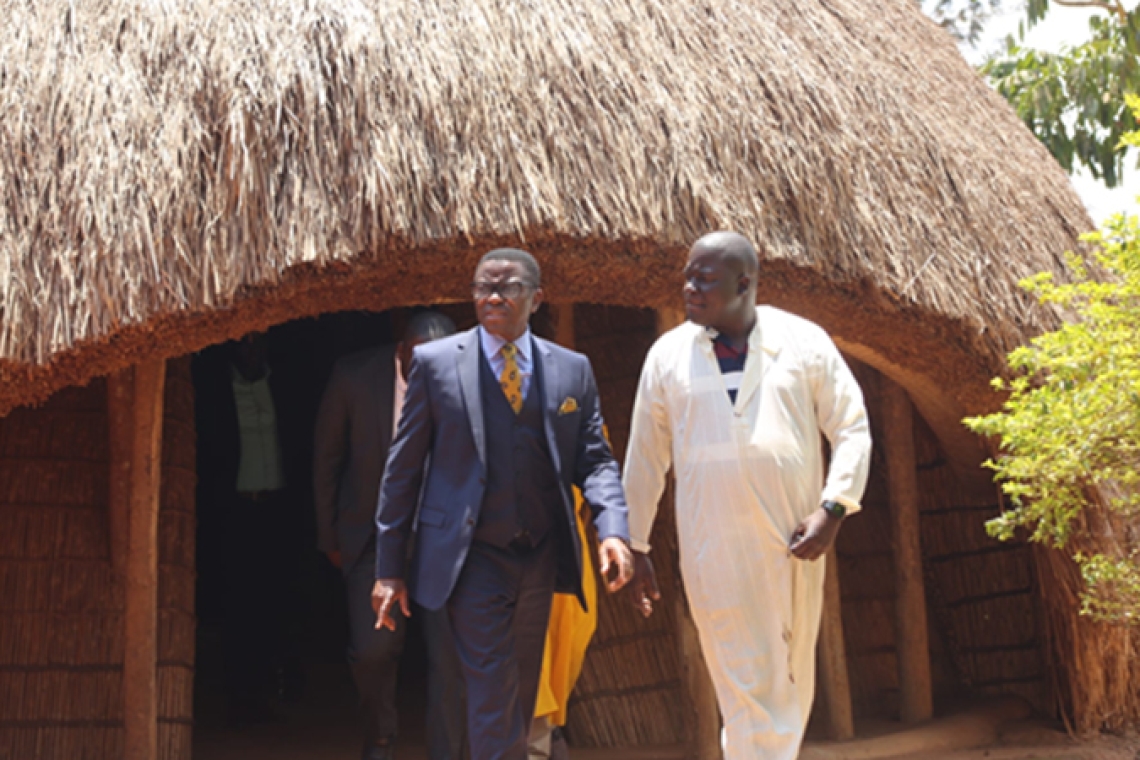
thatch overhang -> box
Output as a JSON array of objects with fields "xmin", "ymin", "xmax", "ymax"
[{"xmin": 0, "ymin": 0, "xmax": 1092, "ymax": 423}]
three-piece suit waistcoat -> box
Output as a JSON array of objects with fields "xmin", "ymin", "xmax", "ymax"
[{"xmin": 473, "ymin": 344, "xmax": 560, "ymax": 548}]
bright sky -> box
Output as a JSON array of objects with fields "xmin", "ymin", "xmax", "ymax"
[{"xmin": 963, "ymin": 1, "xmax": 1140, "ymax": 223}]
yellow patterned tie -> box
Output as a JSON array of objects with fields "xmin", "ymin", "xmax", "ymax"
[{"xmin": 500, "ymin": 343, "xmax": 523, "ymax": 414}]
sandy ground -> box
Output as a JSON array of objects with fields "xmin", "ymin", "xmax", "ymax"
[
  {"xmin": 192, "ymin": 662, "xmax": 687, "ymax": 760},
  {"xmin": 192, "ymin": 663, "xmax": 1138, "ymax": 760},
  {"xmin": 909, "ymin": 727, "xmax": 1138, "ymax": 760}
]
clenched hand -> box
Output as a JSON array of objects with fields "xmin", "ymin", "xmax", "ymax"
[
  {"xmin": 788, "ymin": 507, "xmax": 842, "ymax": 561},
  {"xmin": 598, "ymin": 537, "xmax": 634, "ymax": 593},
  {"xmin": 371, "ymin": 578, "xmax": 410, "ymax": 631},
  {"xmin": 626, "ymin": 551, "xmax": 661, "ymax": 618}
]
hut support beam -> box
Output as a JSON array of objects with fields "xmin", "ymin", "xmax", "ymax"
[
  {"xmin": 882, "ymin": 378, "xmax": 933, "ymax": 723},
  {"xmin": 107, "ymin": 370, "xmax": 134, "ymax": 575},
  {"xmin": 657, "ymin": 307, "xmax": 722, "ymax": 760},
  {"xmin": 123, "ymin": 360, "xmax": 166, "ymax": 760},
  {"xmin": 552, "ymin": 303, "xmax": 576, "ymax": 349},
  {"xmin": 817, "ymin": 546, "xmax": 855, "ymax": 740}
]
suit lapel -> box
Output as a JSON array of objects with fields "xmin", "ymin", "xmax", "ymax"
[
  {"xmin": 456, "ymin": 329, "xmax": 487, "ymax": 468},
  {"xmin": 534, "ymin": 336, "xmax": 565, "ymax": 478}
]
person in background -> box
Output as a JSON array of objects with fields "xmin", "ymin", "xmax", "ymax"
[
  {"xmin": 314, "ymin": 310, "xmax": 465, "ymax": 760},
  {"xmin": 196, "ymin": 332, "xmax": 305, "ymax": 725}
]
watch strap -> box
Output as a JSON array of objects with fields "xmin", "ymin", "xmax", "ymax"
[{"xmin": 821, "ymin": 499, "xmax": 847, "ymax": 520}]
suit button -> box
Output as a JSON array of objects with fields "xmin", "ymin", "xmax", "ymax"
[{"xmin": 466, "ymin": 518, "xmax": 475, "ymax": 527}]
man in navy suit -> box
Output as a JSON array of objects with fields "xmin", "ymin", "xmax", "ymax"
[{"xmin": 372, "ymin": 248, "xmax": 634, "ymax": 760}]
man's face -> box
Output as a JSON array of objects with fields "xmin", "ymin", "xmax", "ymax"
[
  {"xmin": 472, "ymin": 259, "xmax": 543, "ymax": 341},
  {"xmin": 682, "ymin": 245, "xmax": 745, "ymax": 328}
]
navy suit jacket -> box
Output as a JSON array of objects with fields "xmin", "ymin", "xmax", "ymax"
[{"xmin": 374, "ymin": 327, "xmax": 629, "ymax": 611}]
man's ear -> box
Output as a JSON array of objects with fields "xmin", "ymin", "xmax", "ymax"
[
  {"xmin": 737, "ymin": 274, "xmax": 750, "ymax": 295},
  {"xmin": 531, "ymin": 287, "xmax": 545, "ymax": 314}
]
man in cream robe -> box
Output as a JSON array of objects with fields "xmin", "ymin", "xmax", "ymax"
[{"xmin": 622, "ymin": 232, "xmax": 871, "ymax": 760}]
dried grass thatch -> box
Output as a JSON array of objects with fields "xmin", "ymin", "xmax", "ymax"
[{"xmin": 0, "ymin": 0, "xmax": 1090, "ymax": 416}]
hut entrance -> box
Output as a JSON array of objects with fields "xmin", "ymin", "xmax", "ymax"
[
  {"xmin": 0, "ymin": 300, "xmax": 1049, "ymax": 760},
  {"xmin": 190, "ymin": 306, "xmax": 478, "ymax": 759},
  {"xmin": 183, "ymin": 301, "xmax": 1044, "ymax": 757}
]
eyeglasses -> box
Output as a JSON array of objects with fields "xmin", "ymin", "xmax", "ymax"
[{"xmin": 471, "ymin": 281, "xmax": 535, "ymax": 300}]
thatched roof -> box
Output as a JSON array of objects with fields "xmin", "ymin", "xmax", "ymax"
[{"xmin": 0, "ymin": 0, "xmax": 1091, "ymax": 414}]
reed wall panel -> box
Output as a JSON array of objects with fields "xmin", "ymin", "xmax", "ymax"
[
  {"xmin": 567, "ymin": 305, "xmax": 687, "ymax": 748},
  {"xmin": 0, "ymin": 725, "xmax": 124, "ymax": 760},
  {"xmin": 911, "ymin": 409, "xmax": 1049, "ymax": 711},
  {"xmin": 0, "ymin": 358, "xmax": 196, "ymax": 760},
  {"xmin": 832, "ymin": 358, "xmax": 1048, "ymax": 719}
]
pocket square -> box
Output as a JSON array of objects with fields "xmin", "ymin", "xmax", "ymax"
[{"xmin": 558, "ymin": 397, "xmax": 579, "ymax": 415}]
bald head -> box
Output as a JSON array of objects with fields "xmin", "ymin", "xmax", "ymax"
[
  {"xmin": 691, "ymin": 231, "xmax": 759, "ymax": 275},
  {"xmin": 682, "ymin": 231, "xmax": 759, "ymax": 340}
]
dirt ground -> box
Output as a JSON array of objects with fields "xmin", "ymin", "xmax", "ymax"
[
  {"xmin": 906, "ymin": 723, "xmax": 1138, "ymax": 760},
  {"xmin": 192, "ymin": 662, "xmax": 1138, "ymax": 760}
]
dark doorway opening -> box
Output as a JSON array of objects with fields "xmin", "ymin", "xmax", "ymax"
[{"xmin": 189, "ymin": 306, "xmax": 477, "ymax": 760}]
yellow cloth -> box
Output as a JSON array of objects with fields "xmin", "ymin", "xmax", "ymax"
[
  {"xmin": 500, "ymin": 343, "xmax": 524, "ymax": 413},
  {"xmin": 534, "ymin": 488, "xmax": 598, "ymax": 726}
]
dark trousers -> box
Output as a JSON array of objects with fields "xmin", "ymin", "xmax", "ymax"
[
  {"xmin": 221, "ymin": 492, "xmax": 288, "ymax": 711},
  {"xmin": 447, "ymin": 538, "xmax": 558, "ymax": 760},
  {"xmin": 346, "ymin": 549, "xmax": 406, "ymax": 743},
  {"xmin": 418, "ymin": 602, "xmax": 469, "ymax": 760}
]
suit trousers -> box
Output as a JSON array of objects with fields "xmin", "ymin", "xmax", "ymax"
[
  {"xmin": 346, "ymin": 548, "xmax": 406, "ymax": 743},
  {"xmin": 447, "ymin": 538, "xmax": 558, "ymax": 760},
  {"xmin": 417, "ymin": 602, "xmax": 469, "ymax": 760}
]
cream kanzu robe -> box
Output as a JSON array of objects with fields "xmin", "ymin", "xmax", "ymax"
[{"xmin": 623, "ymin": 306, "xmax": 871, "ymax": 760}]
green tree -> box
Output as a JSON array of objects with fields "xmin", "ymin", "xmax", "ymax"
[
  {"xmin": 965, "ymin": 168, "xmax": 1140, "ymax": 621},
  {"xmin": 923, "ymin": 0, "xmax": 1004, "ymax": 46},
  {"xmin": 982, "ymin": 0, "xmax": 1140, "ymax": 187}
]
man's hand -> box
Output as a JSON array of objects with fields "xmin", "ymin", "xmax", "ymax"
[
  {"xmin": 626, "ymin": 551, "xmax": 661, "ymax": 618},
  {"xmin": 598, "ymin": 537, "xmax": 634, "ymax": 593},
  {"xmin": 371, "ymin": 578, "xmax": 410, "ymax": 631},
  {"xmin": 326, "ymin": 550, "xmax": 343, "ymax": 570},
  {"xmin": 789, "ymin": 508, "xmax": 843, "ymax": 561}
]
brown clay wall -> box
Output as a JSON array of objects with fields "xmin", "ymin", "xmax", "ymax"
[{"xmin": 0, "ymin": 359, "xmax": 196, "ymax": 760}]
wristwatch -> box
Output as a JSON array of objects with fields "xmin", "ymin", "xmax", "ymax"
[{"xmin": 821, "ymin": 500, "xmax": 847, "ymax": 520}]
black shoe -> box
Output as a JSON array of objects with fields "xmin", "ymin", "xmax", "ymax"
[{"xmin": 361, "ymin": 740, "xmax": 394, "ymax": 760}]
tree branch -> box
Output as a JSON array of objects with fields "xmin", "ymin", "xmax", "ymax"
[{"xmin": 1051, "ymin": 0, "xmax": 1128, "ymax": 23}]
